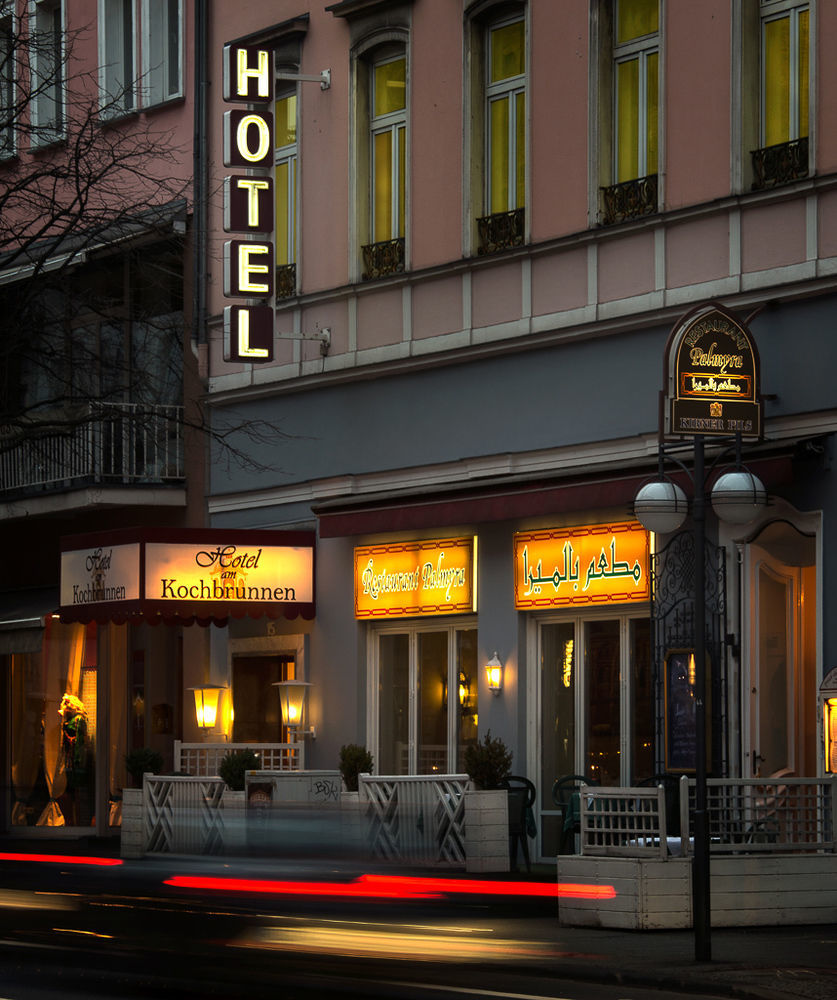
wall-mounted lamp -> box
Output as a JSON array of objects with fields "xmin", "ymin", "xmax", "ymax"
[
  {"xmin": 188, "ymin": 685, "xmax": 226, "ymax": 730},
  {"xmin": 820, "ymin": 667, "xmax": 837, "ymax": 774},
  {"xmin": 485, "ymin": 652, "xmax": 502, "ymax": 696},
  {"xmin": 273, "ymin": 680, "xmax": 316, "ymax": 740}
]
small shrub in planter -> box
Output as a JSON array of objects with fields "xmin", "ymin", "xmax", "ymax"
[
  {"xmin": 219, "ymin": 749, "xmax": 260, "ymax": 791},
  {"xmin": 339, "ymin": 743, "xmax": 373, "ymax": 792},
  {"xmin": 124, "ymin": 747, "xmax": 164, "ymax": 788},
  {"xmin": 463, "ymin": 730, "xmax": 512, "ymax": 790}
]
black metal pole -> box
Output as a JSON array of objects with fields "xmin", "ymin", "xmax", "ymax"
[{"xmin": 693, "ymin": 435, "xmax": 711, "ymax": 960}]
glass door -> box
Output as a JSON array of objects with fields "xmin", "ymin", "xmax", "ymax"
[
  {"xmin": 374, "ymin": 622, "xmax": 478, "ymax": 775},
  {"xmin": 538, "ymin": 611, "xmax": 651, "ymax": 857}
]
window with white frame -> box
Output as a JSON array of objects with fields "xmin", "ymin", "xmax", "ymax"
[
  {"xmin": 99, "ymin": 0, "xmax": 135, "ymax": 115},
  {"xmin": 142, "ymin": 0, "xmax": 182, "ymax": 106},
  {"xmin": 30, "ymin": 0, "xmax": 64, "ymax": 143},
  {"xmin": 274, "ymin": 88, "xmax": 297, "ymax": 299},
  {"xmin": 485, "ymin": 15, "xmax": 525, "ymax": 220},
  {"xmin": 369, "ymin": 53, "xmax": 406, "ymax": 250},
  {"xmin": 0, "ymin": 2, "xmax": 15, "ymax": 157},
  {"xmin": 751, "ymin": 0, "xmax": 809, "ymax": 188},
  {"xmin": 613, "ymin": 0, "xmax": 658, "ymax": 185}
]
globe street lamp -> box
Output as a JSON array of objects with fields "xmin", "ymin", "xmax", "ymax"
[{"xmin": 634, "ymin": 442, "xmax": 767, "ymax": 961}]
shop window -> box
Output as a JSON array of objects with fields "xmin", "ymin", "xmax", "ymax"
[
  {"xmin": 752, "ymin": 1, "xmax": 810, "ymax": 189},
  {"xmin": 596, "ymin": 0, "xmax": 660, "ymax": 225},
  {"xmin": 274, "ymin": 88, "xmax": 298, "ymax": 299},
  {"xmin": 9, "ymin": 619, "xmax": 97, "ymax": 828},
  {"xmin": 30, "ymin": 0, "xmax": 64, "ymax": 145},
  {"xmin": 373, "ymin": 623, "xmax": 478, "ymax": 776},
  {"xmin": 466, "ymin": 2, "xmax": 526, "ymax": 256}
]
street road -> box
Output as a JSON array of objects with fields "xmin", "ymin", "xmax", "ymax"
[{"xmin": 0, "ymin": 852, "xmax": 733, "ymax": 1000}]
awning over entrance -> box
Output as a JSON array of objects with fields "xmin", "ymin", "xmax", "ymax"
[
  {"xmin": 59, "ymin": 528, "xmax": 315, "ymax": 627},
  {"xmin": 314, "ymin": 457, "xmax": 794, "ymax": 538}
]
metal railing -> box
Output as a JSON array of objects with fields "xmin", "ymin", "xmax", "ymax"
[
  {"xmin": 360, "ymin": 773, "xmax": 469, "ymax": 866},
  {"xmin": 174, "ymin": 741, "xmax": 304, "ymax": 776},
  {"xmin": 0, "ymin": 402, "xmax": 184, "ymax": 494},
  {"xmin": 578, "ymin": 776, "xmax": 835, "ymax": 857}
]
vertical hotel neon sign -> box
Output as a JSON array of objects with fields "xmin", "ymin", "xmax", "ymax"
[{"xmin": 222, "ymin": 45, "xmax": 275, "ymax": 362}]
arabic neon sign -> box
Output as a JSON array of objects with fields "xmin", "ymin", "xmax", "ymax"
[
  {"xmin": 354, "ymin": 537, "xmax": 477, "ymax": 619},
  {"xmin": 514, "ymin": 522, "xmax": 649, "ymax": 609}
]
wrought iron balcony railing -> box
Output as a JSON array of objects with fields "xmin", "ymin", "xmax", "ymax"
[
  {"xmin": 477, "ymin": 207, "xmax": 525, "ymax": 255},
  {"xmin": 600, "ymin": 174, "xmax": 658, "ymax": 226},
  {"xmin": 0, "ymin": 402, "xmax": 185, "ymax": 497},
  {"xmin": 751, "ymin": 137, "xmax": 809, "ymax": 191},
  {"xmin": 361, "ymin": 237, "xmax": 405, "ymax": 280},
  {"xmin": 276, "ymin": 263, "xmax": 296, "ymax": 300}
]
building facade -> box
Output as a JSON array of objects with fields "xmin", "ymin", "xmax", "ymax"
[
  {"xmin": 0, "ymin": 0, "xmax": 208, "ymax": 835},
  {"xmin": 203, "ymin": 0, "xmax": 836, "ymax": 861}
]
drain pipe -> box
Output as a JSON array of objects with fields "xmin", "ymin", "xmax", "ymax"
[{"xmin": 192, "ymin": 0, "xmax": 208, "ymax": 349}]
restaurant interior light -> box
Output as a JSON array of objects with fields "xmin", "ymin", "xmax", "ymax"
[
  {"xmin": 485, "ymin": 652, "xmax": 502, "ymax": 696},
  {"xmin": 273, "ymin": 680, "xmax": 316, "ymax": 739},
  {"xmin": 189, "ymin": 685, "xmax": 225, "ymax": 730}
]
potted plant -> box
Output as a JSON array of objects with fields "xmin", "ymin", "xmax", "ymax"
[
  {"xmin": 463, "ymin": 730, "xmax": 512, "ymax": 790},
  {"xmin": 339, "ymin": 743, "xmax": 373, "ymax": 793},
  {"xmin": 219, "ymin": 748, "xmax": 260, "ymax": 791},
  {"xmin": 124, "ymin": 747, "xmax": 164, "ymax": 788},
  {"xmin": 463, "ymin": 730, "xmax": 512, "ymax": 873}
]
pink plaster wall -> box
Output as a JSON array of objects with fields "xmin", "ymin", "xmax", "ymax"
[
  {"xmin": 530, "ymin": 2, "xmax": 589, "ymax": 240},
  {"xmin": 666, "ymin": 214, "xmax": 730, "ymax": 288},
  {"xmin": 532, "ymin": 247, "xmax": 588, "ymax": 316},
  {"xmin": 413, "ymin": 277, "xmax": 463, "ymax": 341},
  {"xmin": 357, "ymin": 288, "xmax": 403, "ymax": 352},
  {"xmin": 410, "ymin": 0, "xmax": 464, "ymax": 270},
  {"xmin": 664, "ymin": 1, "xmax": 731, "ymax": 209},
  {"xmin": 597, "ymin": 232, "xmax": 655, "ymax": 303},
  {"xmin": 741, "ymin": 200, "xmax": 807, "ymax": 274},
  {"xmin": 816, "ymin": 4, "xmax": 837, "ymax": 175},
  {"xmin": 472, "ymin": 261, "xmax": 522, "ymax": 329}
]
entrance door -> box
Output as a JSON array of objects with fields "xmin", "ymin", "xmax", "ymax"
[
  {"xmin": 538, "ymin": 612, "xmax": 651, "ymax": 856},
  {"xmin": 747, "ymin": 523, "xmax": 817, "ymax": 779}
]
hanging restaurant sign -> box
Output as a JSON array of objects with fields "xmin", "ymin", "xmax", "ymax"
[
  {"xmin": 354, "ymin": 537, "xmax": 477, "ymax": 619},
  {"xmin": 514, "ymin": 521, "xmax": 649, "ymax": 609},
  {"xmin": 664, "ymin": 302, "xmax": 762, "ymax": 439},
  {"xmin": 59, "ymin": 529, "xmax": 315, "ymax": 625}
]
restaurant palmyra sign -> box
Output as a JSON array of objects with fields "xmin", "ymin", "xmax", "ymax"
[
  {"xmin": 222, "ymin": 43, "xmax": 275, "ymax": 363},
  {"xmin": 665, "ymin": 302, "xmax": 762, "ymax": 440},
  {"xmin": 354, "ymin": 537, "xmax": 477, "ymax": 618}
]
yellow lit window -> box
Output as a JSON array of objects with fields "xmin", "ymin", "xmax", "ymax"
[
  {"xmin": 275, "ymin": 93, "xmax": 297, "ymax": 266},
  {"xmin": 371, "ymin": 56, "xmax": 406, "ymax": 243},
  {"xmin": 487, "ymin": 17, "xmax": 525, "ymax": 214},
  {"xmin": 762, "ymin": 4, "xmax": 809, "ymax": 147},
  {"xmin": 614, "ymin": 0, "xmax": 659, "ymax": 183}
]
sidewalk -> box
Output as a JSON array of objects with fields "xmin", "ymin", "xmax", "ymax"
[{"xmin": 1, "ymin": 837, "xmax": 834, "ymax": 1000}]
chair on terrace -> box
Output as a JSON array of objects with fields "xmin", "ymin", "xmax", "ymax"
[
  {"xmin": 552, "ymin": 774, "xmax": 600, "ymax": 854},
  {"xmin": 500, "ymin": 775, "xmax": 537, "ymax": 872}
]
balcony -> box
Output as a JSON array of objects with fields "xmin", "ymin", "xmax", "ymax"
[
  {"xmin": 600, "ymin": 174, "xmax": 658, "ymax": 226},
  {"xmin": 361, "ymin": 237, "xmax": 405, "ymax": 281},
  {"xmin": 477, "ymin": 208, "xmax": 525, "ymax": 255},
  {"xmin": 751, "ymin": 137, "xmax": 809, "ymax": 191},
  {"xmin": 0, "ymin": 402, "xmax": 185, "ymax": 497}
]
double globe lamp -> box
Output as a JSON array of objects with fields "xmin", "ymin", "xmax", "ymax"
[{"xmin": 634, "ymin": 469, "xmax": 768, "ymax": 535}]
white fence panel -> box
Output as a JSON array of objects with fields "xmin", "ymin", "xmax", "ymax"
[
  {"xmin": 360, "ymin": 774, "xmax": 469, "ymax": 866},
  {"xmin": 144, "ymin": 776, "xmax": 226, "ymax": 854}
]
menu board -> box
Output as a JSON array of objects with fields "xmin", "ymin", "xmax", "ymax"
[{"xmin": 664, "ymin": 649, "xmax": 710, "ymax": 772}]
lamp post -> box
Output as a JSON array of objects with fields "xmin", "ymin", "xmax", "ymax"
[{"xmin": 634, "ymin": 437, "xmax": 767, "ymax": 962}]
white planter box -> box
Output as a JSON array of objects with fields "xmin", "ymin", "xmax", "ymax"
[{"xmin": 465, "ymin": 788, "xmax": 509, "ymax": 873}]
